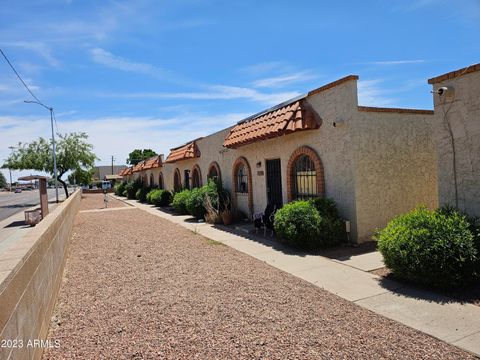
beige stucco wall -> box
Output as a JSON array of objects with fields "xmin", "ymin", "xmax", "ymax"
[
  {"xmin": 431, "ymin": 70, "xmax": 480, "ymax": 217},
  {"xmin": 352, "ymin": 110, "xmax": 438, "ymax": 241},
  {"xmin": 0, "ymin": 190, "xmax": 81, "ymax": 360},
  {"xmin": 144, "ymin": 76, "xmax": 438, "ymax": 243},
  {"xmin": 161, "ymin": 79, "xmax": 361, "ymax": 238}
]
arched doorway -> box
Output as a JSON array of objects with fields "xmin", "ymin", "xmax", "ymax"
[{"xmin": 232, "ymin": 157, "xmax": 253, "ymax": 217}]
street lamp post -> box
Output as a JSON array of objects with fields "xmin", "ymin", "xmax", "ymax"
[
  {"xmin": 24, "ymin": 100, "xmax": 59, "ymax": 203},
  {"xmin": 7, "ymin": 146, "xmax": 17, "ymax": 191}
]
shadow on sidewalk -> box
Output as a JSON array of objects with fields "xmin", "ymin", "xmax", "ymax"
[{"xmin": 376, "ymin": 271, "xmax": 480, "ymax": 306}]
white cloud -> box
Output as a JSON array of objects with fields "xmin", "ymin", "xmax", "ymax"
[
  {"xmin": 365, "ymin": 59, "xmax": 426, "ymax": 66},
  {"xmin": 89, "ymin": 48, "xmax": 170, "ymax": 78},
  {"xmin": 99, "ymin": 85, "xmax": 301, "ymax": 106},
  {"xmin": 1, "ymin": 41, "xmax": 59, "ymax": 67},
  {"xmin": 357, "ymin": 79, "xmax": 396, "ymax": 107},
  {"xmin": 0, "ymin": 111, "xmax": 249, "ymax": 181},
  {"xmin": 252, "ymin": 72, "xmax": 317, "ymax": 88},
  {"xmin": 241, "ymin": 61, "xmax": 293, "ymax": 75}
]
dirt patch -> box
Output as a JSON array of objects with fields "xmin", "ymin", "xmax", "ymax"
[{"xmin": 43, "ymin": 209, "xmax": 474, "ymax": 359}]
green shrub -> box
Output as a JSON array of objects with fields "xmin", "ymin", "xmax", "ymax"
[
  {"xmin": 376, "ymin": 206, "xmax": 479, "ymax": 289},
  {"xmin": 274, "ymin": 201, "xmax": 322, "ymax": 249},
  {"xmin": 185, "ymin": 180, "xmax": 221, "ymax": 219},
  {"xmin": 172, "ymin": 189, "xmax": 191, "ymax": 214},
  {"xmin": 186, "ymin": 187, "xmax": 207, "ymax": 219},
  {"xmin": 150, "ymin": 189, "xmax": 172, "ymax": 207},
  {"xmin": 114, "ymin": 182, "xmax": 126, "ymax": 196},
  {"xmin": 146, "ymin": 189, "xmax": 157, "ymax": 204},
  {"xmin": 437, "ymin": 205, "xmax": 480, "ymax": 253},
  {"xmin": 125, "ymin": 180, "xmax": 142, "ymax": 199},
  {"xmin": 309, "ymin": 197, "xmax": 345, "ymax": 246},
  {"xmin": 135, "ymin": 187, "xmax": 150, "ymax": 203}
]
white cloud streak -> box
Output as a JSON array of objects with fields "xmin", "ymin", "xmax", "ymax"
[
  {"xmin": 0, "ymin": 111, "xmax": 248, "ymax": 181},
  {"xmin": 365, "ymin": 59, "xmax": 426, "ymax": 65},
  {"xmin": 357, "ymin": 79, "xmax": 396, "ymax": 107},
  {"xmin": 89, "ymin": 48, "xmax": 170, "ymax": 78},
  {"xmin": 98, "ymin": 85, "xmax": 301, "ymax": 106},
  {"xmin": 1, "ymin": 41, "xmax": 59, "ymax": 67},
  {"xmin": 252, "ymin": 72, "xmax": 317, "ymax": 88}
]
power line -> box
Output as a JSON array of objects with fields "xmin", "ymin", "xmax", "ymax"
[{"xmin": 0, "ymin": 47, "xmax": 42, "ymax": 104}]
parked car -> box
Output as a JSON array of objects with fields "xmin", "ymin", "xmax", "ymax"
[{"xmin": 15, "ymin": 188, "xmax": 22, "ymax": 193}]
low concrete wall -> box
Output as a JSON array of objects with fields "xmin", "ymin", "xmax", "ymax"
[
  {"xmin": 82, "ymin": 188, "xmax": 114, "ymax": 194},
  {"xmin": 0, "ymin": 189, "xmax": 81, "ymax": 360}
]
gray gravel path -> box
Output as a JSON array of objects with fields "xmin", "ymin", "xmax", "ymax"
[{"xmin": 43, "ymin": 198, "xmax": 475, "ymax": 359}]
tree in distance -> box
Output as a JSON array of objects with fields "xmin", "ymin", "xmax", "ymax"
[{"xmin": 2, "ymin": 132, "xmax": 98, "ymax": 198}]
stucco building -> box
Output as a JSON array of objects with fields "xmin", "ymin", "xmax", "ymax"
[
  {"xmin": 428, "ymin": 63, "xmax": 480, "ymax": 217},
  {"xmin": 122, "ymin": 75, "xmax": 438, "ymax": 243}
]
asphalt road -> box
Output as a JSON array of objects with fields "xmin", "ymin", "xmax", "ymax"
[{"xmin": 0, "ymin": 189, "xmax": 59, "ymax": 222}]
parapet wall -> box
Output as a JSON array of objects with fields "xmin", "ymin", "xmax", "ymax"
[{"xmin": 0, "ymin": 189, "xmax": 81, "ymax": 360}]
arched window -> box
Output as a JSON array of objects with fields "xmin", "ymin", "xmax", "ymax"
[
  {"xmin": 191, "ymin": 166, "xmax": 201, "ymax": 188},
  {"xmin": 150, "ymin": 173, "xmax": 155, "ymax": 187},
  {"xmin": 236, "ymin": 164, "xmax": 248, "ymax": 193},
  {"xmin": 173, "ymin": 169, "xmax": 181, "ymax": 192},
  {"xmin": 293, "ymin": 155, "xmax": 317, "ymax": 199},
  {"xmin": 287, "ymin": 146, "xmax": 325, "ymax": 201},
  {"xmin": 158, "ymin": 172, "xmax": 164, "ymax": 189},
  {"xmin": 207, "ymin": 162, "xmax": 221, "ymax": 182}
]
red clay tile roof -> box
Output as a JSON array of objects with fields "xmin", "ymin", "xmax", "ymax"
[
  {"xmin": 142, "ymin": 155, "xmax": 162, "ymax": 170},
  {"xmin": 118, "ymin": 167, "xmax": 133, "ymax": 176},
  {"xmin": 223, "ymin": 100, "xmax": 321, "ymax": 149},
  {"xmin": 428, "ymin": 63, "xmax": 480, "ymax": 84},
  {"xmin": 165, "ymin": 141, "xmax": 201, "ymax": 163},
  {"xmin": 132, "ymin": 160, "xmax": 146, "ymax": 173}
]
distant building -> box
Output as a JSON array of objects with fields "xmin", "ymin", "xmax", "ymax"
[{"xmin": 93, "ymin": 165, "xmax": 127, "ymax": 181}]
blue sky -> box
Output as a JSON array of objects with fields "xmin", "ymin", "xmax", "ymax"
[{"xmin": 1, "ymin": 0, "xmax": 479, "ymax": 181}]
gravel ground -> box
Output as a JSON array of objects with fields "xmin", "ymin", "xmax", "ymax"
[
  {"xmin": 79, "ymin": 193, "xmax": 127, "ymax": 211},
  {"xmin": 43, "ymin": 199, "xmax": 474, "ymax": 359}
]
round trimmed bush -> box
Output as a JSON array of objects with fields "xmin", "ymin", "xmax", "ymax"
[
  {"xmin": 186, "ymin": 187, "xmax": 206, "ymax": 219},
  {"xmin": 274, "ymin": 201, "xmax": 322, "ymax": 249},
  {"xmin": 151, "ymin": 189, "xmax": 172, "ymax": 207},
  {"xmin": 135, "ymin": 187, "xmax": 150, "ymax": 203},
  {"xmin": 376, "ymin": 206, "xmax": 479, "ymax": 289},
  {"xmin": 146, "ymin": 189, "xmax": 156, "ymax": 204},
  {"xmin": 125, "ymin": 180, "xmax": 142, "ymax": 200},
  {"xmin": 309, "ymin": 197, "xmax": 345, "ymax": 246},
  {"xmin": 172, "ymin": 189, "xmax": 191, "ymax": 214},
  {"xmin": 114, "ymin": 182, "xmax": 126, "ymax": 196}
]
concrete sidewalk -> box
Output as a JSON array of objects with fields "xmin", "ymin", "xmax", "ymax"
[
  {"xmin": 113, "ymin": 195, "xmax": 480, "ymax": 356},
  {"xmin": 0, "ymin": 198, "xmax": 64, "ymax": 254}
]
